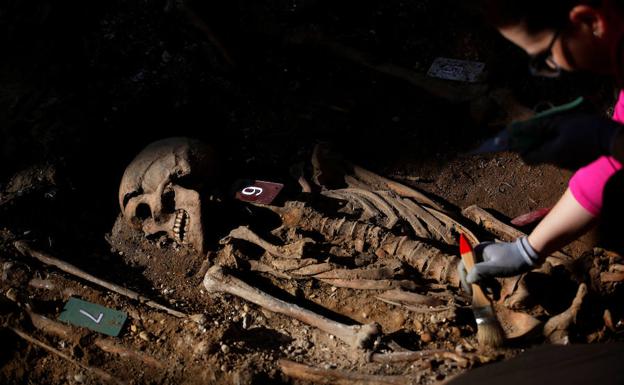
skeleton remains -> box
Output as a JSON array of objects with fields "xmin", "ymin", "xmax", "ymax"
[{"xmin": 113, "ymin": 139, "xmax": 601, "ymax": 361}]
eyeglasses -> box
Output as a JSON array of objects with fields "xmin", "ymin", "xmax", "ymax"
[{"xmin": 528, "ymin": 30, "xmax": 561, "ymax": 78}]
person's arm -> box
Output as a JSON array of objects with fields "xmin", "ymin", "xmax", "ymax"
[
  {"xmin": 459, "ymin": 188, "xmax": 596, "ymax": 289},
  {"xmin": 527, "ymin": 188, "xmax": 596, "ymax": 256}
]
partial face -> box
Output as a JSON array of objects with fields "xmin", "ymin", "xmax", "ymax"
[{"xmin": 498, "ymin": 10, "xmax": 612, "ymax": 75}]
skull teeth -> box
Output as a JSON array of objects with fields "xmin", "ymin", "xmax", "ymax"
[{"xmin": 173, "ymin": 209, "xmax": 188, "ymax": 244}]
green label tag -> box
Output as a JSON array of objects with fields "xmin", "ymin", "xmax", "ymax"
[{"xmin": 58, "ymin": 297, "xmax": 127, "ymax": 337}]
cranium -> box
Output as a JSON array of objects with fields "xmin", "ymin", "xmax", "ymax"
[{"xmin": 119, "ymin": 137, "xmax": 217, "ymax": 254}]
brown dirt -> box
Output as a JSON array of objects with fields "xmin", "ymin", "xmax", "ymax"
[{"xmin": 1, "ymin": 0, "xmax": 623, "ymax": 384}]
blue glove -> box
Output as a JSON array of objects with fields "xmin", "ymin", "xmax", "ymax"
[{"xmin": 458, "ymin": 237, "xmax": 541, "ymax": 295}]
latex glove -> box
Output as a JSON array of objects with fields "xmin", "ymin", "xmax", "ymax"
[
  {"xmin": 509, "ymin": 113, "xmax": 622, "ymax": 169},
  {"xmin": 458, "ymin": 237, "xmax": 541, "ymax": 295}
]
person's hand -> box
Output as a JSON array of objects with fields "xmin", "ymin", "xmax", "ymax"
[
  {"xmin": 509, "ymin": 113, "xmax": 622, "ymax": 169},
  {"xmin": 458, "ymin": 237, "xmax": 541, "ymax": 295}
]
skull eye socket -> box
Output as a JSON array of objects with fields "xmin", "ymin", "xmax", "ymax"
[
  {"xmin": 162, "ymin": 188, "xmax": 176, "ymax": 212},
  {"xmin": 135, "ymin": 203, "xmax": 152, "ymax": 220}
]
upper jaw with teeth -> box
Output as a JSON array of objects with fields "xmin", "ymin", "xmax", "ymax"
[{"xmin": 173, "ymin": 209, "xmax": 189, "ymax": 243}]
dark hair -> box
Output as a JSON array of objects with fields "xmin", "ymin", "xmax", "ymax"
[{"xmin": 482, "ymin": 0, "xmax": 601, "ymax": 33}]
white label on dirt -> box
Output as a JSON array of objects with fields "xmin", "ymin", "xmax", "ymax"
[
  {"xmin": 79, "ymin": 309, "xmax": 104, "ymax": 324},
  {"xmin": 427, "ymin": 57, "xmax": 486, "ymax": 82},
  {"xmin": 242, "ymin": 186, "xmax": 263, "ymax": 196}
]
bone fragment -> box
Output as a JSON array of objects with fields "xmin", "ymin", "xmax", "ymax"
[
  {"xmin": 270, "ymin": 259, "xmax": 327, "ymax": 273},
  {"xmin": 203, "ymin": 266, "xmax": 380, "ymax": 349},
  {"xmin": 376, "ymin": 191, "xmax": 431, "ymax": 238},
  {"xmin": 248, "ymin": 260, "xmax": 293, "ymax": 279},
  {"xmin": 28, "ymin": 278, "xmax": 57, "ymax": 290},
  {"xmin": 226, "ymin": 226, "xmax": 313, "ymax": 259},
  {"xmin": 601, "ymin": 271, "xmax": 624, "ymax": 283},
  {"xmin": 351, "ymin": 165, "xmax": 443, "ymax": 210},
  {"xmin": 319, "ymin": 278, "xmax": 417, "ymax": 291},
  {"xmin": 543, "ymin": 283, "xmax": 587, "ymax": 344},
  {"xmin": 9, "ymin": 327, "xmax": 125, "ymax": 385},
  {"xmin": 423, "ymin": 206, "xmax": 478, "ymax": 245},
  {"xmin": 95, "ymin": 339, "xmax": 164, "ymax": 369},
  {"xmin": 279, "ymin": 359, "xmax": 409, "ymax": 385},
  {"xmin": 313, "ymin": 262, "xmax": 403, "ymax": 280},
  {"xmin": 604, "ymin": 309, "xmax": 616, "ymax": 332},
  {"xmin": 322, "ymin": 190, "xmax": 381, "ymax": 221},
  {"xmin": 376, "ymin": 288, "xmax": 444, "ymax": 308},
  {"xmin": 27, "ymin": 309, "xmax": 86, "ymax": 343},
  {"xmin": 370, "ymin": 349, "xmax": 471, "ymax": 368},
  {"xmin": 14, "ymin": 241, "xmax": 194, "ymax": 321},
  {"xmin": 462, "ymin": 205, "xmax": 573, "ymax": 266},
  {"xmin": 290, "ymin": 163, "xmax": 313, "ymax": 193},
  {"xmin": 335, "ymin": 188, "xmax": 399, "ymax": 229}
]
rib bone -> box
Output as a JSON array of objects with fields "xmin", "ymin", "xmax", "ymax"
[{"xmin": 203, "ymin": 266, "xmax": 381, "ymax": 349}]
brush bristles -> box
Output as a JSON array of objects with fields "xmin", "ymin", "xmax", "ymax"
[
  {"xmin": 473, "ymin": 305, "xmax": 505, "ymax": 348},
  {"xmin": 476, "ymin": 318, "xmax": 505, "ymax": 348}
]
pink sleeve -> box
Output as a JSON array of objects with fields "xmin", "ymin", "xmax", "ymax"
[
  {"xmin": 569, "ymin": 91, "xmax": 624, "ymax": 216},
  {"xmin": 612, "ymin": 90, "xmax": 624, "ymax": 124},
  {"xmin": 569, "ymin": 156, "xmax": 622, "ymax": 216}
]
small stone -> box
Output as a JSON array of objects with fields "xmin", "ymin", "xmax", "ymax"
[
  {"xmin": 243, "ymin": 304, "xmax": 250, "ymax": 312},
  {"xmin": 74, "ymin": 373, "xmax": 85, "ymax": 383},
  {"xmin": 220, "ymin": 364, "xmax": 229, "ymax": 373},
  {"xmin": 362, "ymin": 312, "xmax": 368, "ymax": 319},
  {"xmin": 221, "ymin": 344, "xmax": 230, "ymax": 354},
  {"xmin": 329, "ymin": 335, "xmax": 335, "ymax": 340},
  {"xmin": 330, "ymin": 286, "xmax": 337, "ymax": 292},
  {"xmin": 139, "ymin": 331, "xmax": 150, "ymax": 341},
  {"xmin": 420, "ymin": 332, "xmax": 433, "ymax": 344},
  {"xmin": 242, "ymin": 315, "xmax": 250, "ymax": 330},
  {"xmin": 413, "ymin": 319, "xmax": 423, "ymax": 331},
  {"xmin": 130, "ymin": 324, "xmax": 138, "ymax": 333},
  {"xmin": 5, "ymin": 289, "xmax": 17, "ymax": 302}
]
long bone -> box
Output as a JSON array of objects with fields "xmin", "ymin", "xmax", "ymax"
[{"xmin": 203, "ymin": 265, "xmax": 381, "ymax": 349}]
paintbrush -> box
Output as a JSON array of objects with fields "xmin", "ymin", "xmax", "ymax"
[{"xmin": 459, "ymin": 233, "xmax": 505, "ymax": 348}]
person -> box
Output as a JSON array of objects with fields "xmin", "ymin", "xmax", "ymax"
[{"xmin": 459, "ymin": 0, "xmax": 624, "ymax": 290}]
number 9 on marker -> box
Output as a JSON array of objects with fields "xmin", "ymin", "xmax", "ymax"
[{"xmin": 234, "ymin": 180, "xmax": 284, "ymax": 204}]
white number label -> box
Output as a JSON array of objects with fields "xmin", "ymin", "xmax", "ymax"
[
  {"xmin": 79, "ymin": 309, "xmax": 104, "ymax": 324},
  {"xmin": 242, "ymin": 186, "xmax": 263, "ymax": 196}
]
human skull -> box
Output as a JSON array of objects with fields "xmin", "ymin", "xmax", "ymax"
[{"xmin": 119, "ymin": 137, "xmax": 217, "ymax": 254}]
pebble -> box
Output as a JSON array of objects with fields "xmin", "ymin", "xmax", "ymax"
[
  {"xmin": 420, "ymin": 332, "xmax": 433, "ymax": 344},
  {"xmin": 413, "ymin": 319, "xmax": 423, "ymax": 331},
  {"xmin": 243, "ymin": 304, "xmax": 249, "ymax": 312},
  {"xmin": 5, "ymin": 289, "xmax": 17, "ymax": 302},
  {"xmin": 221, "ymin": 344, "xmax": 230, "ymax": 354},
  {"xmin": 130, "ymin": 325, "xmax": 138, "ymax": 333},
  {"xmin": 74, "ymin": 373, "xmax": 85, "ymax": 383},
  {"xmin": 242, "ymin": 315, "xmax": 250, "ymax": 330},
  {"xmin": 220, "ymin": 364, "xmax": 229, "ymax": 373},
  {"xmin": 139, "ymin": 331, "xmax": 150, "ymax": 342}
]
